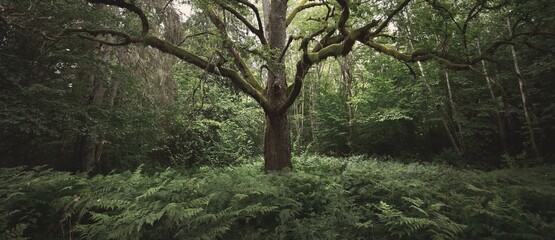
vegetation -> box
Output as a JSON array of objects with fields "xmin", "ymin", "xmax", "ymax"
[
  {"xmin": 1, "ymin": 0, "xmax": 554, "ymax": 239},
  {"xmin": 1, "ymin": 156, "xmax": 554, "ymax": 239}
]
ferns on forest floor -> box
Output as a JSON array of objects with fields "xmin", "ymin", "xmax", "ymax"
[{"xmin": 1, "ymin": 156, "xmax": 554, "ymax": 239}]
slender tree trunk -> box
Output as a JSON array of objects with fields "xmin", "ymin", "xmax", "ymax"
[
  {"xmin": 94, "ymin": 78, "xmax": 119, "ymax": 166},
  {"xmin": 477, "ymin": 39, "xmax": 510, "ymax": 156},
  {"xmin": 415, "ymin": 60, "xmax": 461, "ymax": 155},
  {"xmin": 339, "ymin": 57, "xmax": 355, "ymax": 154},
  {"xmin": 300, "ymin": 84, "xmax": 305, "ymax": 145},
  {"xmin": 414, "ymin": 51, "xmax": 462, "ymax": 156},
  {"xmin": 263, "ymin": 0, "xmax": 292, "ymax": 171},
  {"xmin": 484, "ymin": 66, "xmax": 510, "ymax": 156},
  {"xmin": 507, "ymin": 19, "xmax": 540, "ymax": 160},
  {"xmin": 403, "ymin": 20, "xmax": 463, "ymax": 156},
  {"xmin": 290, "ymin": 49, "xmax": 304, "ymax": 152},
  {"xmin": 444, "ymin": 71, "xmax": 465, "ymax": 152},
  {"xmin": 309, "ymin": 64, "xmax": 323, "ymax": 143},
  {"xmin": 292, "ymin": 81, "xmax": 305, "ymax": 151}
]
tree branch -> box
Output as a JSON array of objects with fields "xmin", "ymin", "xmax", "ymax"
[
  {"xmin": 371, "ymin": 0, "xmax": 411, "ymax": 35},
  {"xmin": 219, "ymin": 3, "xmax": 267, "ymax": 45},
  {"xmin": 278, "ymin": 59, "xmax": 309, "ymax": 114},
  {"xmin": 279, "ymin": 35, "xmax": 302, "ymax": 63},
  {"xmin": 87, "ymin": 0, "xmax": 149, "ymax": 36},
  {"xmin": 206, "ymin": 10, "xmax": 264, "ymax": 93},
  {"xmin": 143, "ymin": 35, "xmax": 271, "ymax": 113},
  {"xmin": 161, "ymin": 0, "xmax": 174, "ymax": 12},
  {"xmin": 66, "ymin": 0, "xmax": 272, "ymax": 113},
  {"xmin": 177, "ymin": 31, "xmax": 214, "ymax": 46},
  {"xmin": 234, "ymin": 0, "xmax": 265, "ymax": 43},
  {"xmin": 279, "ymin": 18, "xmax": 380, "ymax": 113},
  {"xmin": 62, "ymin": 28, "xmax": 141, "ymax": 45},
  {"xmin": 286, "ymin": 0, "xmax": 327, "ymax": 27},
  {"xmin": 336, "ymin": 0, "xmax": 350, "ymax": 36},
  {"xmin": 363, "ymin": 40, "xmax": 475, "ymax": 70}
]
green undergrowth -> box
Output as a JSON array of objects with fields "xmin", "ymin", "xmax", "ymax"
[{"xmin": 1, "ymin": 156, "xmax": 554, "ymax": 239}]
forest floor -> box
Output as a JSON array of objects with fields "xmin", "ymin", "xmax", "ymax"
[{"xmin": 1, "ymin": 156, "xmax": 554, "ymax": 239}]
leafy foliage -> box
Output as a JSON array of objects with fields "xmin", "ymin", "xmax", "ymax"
[{"xmin": 2, "ymin": 156, "xmax": 554, "ymax": 239}]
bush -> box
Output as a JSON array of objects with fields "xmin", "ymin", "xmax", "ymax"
[{"xmin": 1, "ymin": 156, "xmax": 554, "ymax": 239}]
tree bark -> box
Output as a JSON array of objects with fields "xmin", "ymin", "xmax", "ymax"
[
  {"xmin": 263, "ymin": 0, "xmax": 292, "ymax": 171},
  {"xmin": 264, "ymin": 114, "xmax": 292, "ymax": 171},
  {"xmin": 507, "ymin": 18, "xmax": 540, "ymax": 160}
]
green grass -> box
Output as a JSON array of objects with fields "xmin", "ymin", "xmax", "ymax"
[{"xmin": 1, "ymin": 156, "xmax": 554, "ymax": 239}]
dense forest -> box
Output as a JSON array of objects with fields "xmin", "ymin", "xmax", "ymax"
[{"xmin": 1, "ymin": 0, "xmax": 554, "ymax": 239}]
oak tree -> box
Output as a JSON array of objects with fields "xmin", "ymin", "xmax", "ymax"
[{"xmin": 64, "ymin": 0, "xmax": 535, "ymax": 171}]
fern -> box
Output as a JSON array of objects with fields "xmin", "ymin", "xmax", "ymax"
[{"xmin": 1, "ymin": 157, "xmax": 554, "ymax": 239}]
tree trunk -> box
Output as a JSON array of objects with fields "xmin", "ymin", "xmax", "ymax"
[
  {"xmin": 403, "ymin": 21, "xmax": 463, "ymax": 156},
  {"xmin": 75, "ymin": 73, "xmax": 106, "ymax": 172},
  {"xmin": 339, "ymin": 56, "xmax": 355, "ymax": 154},
  {"xmin": 263, "ymin": 0, "xmax": 292, "ymax": 172},
  {"xmin": 264, "ymin": 114, "xmax": 292, "ymax": 171},
  {"xmin": 415, "ymin": 56, "xmax": 462, "ymax": 156},
  {"xmin": 444, "ymin": 71, "xmax": 465, "ymax": 152},
  {"xmin": 94, "ymin": 78, "xmax": 119, "ymax": 167},
  {"xmin": 292, "ymin": 81, "xmax": 305, "ymax": 151},
  {"xmin": 507, "ymin": 18, "xmax": 540, "ymax": 160},
  {"xmin": 483, "ymin": 64, "xmax": 510, "ymax": 156},
  {"xmin": 477, "ymin": 39, "xmax": 510, "ymax": 156}
]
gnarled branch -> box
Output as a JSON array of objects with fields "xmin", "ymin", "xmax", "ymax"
[
  {"xmin": 336, "ymin": 0, "xmax": 350, "ymax": 36},
  {"xmin": 87, "ymin": 0, "xmax": 149, "ymax": 36},
  {"xmin": 286, "ymin": 0, "xmax": 327, "ymax": 27},
  {"xmin": 219, "ymin": 3, "xmax": 267, "ymax": 45},
  {"xmin": 234, "ymin": 0, "xmax": 265, "ymax": 43},
  {"xmin": 143, "ymin": 35, "xmax": 271, "ymax": 113},
  {"xmin": 206, "ymin": 10, "xmax": 264, "ymax": 93},
  {"xmin": 371, "ymin": 0, "xmax": 411, "ymax": 35},
  {"xmin": 363, "ymin": 40, "xmax": 475, "ymax": 71}
]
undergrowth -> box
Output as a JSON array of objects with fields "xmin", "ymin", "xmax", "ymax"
[{"xmin": 1, "ymin": 156, "xmax": 554, "ymax": 239}]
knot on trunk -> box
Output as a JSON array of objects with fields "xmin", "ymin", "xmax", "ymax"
[{"xmin": 272, "ymin": 82, "xmax": 282, "ymax": 96}]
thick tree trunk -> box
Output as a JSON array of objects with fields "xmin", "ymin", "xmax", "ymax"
[
  {"xmin": 75, "ymin": 73, "xmax": 106, "ymax": 172},
  {"xmin": 263, "ymin": 0, "xmax": 292, "ymax": 172},
  {"xmin": 264, "ymin": 114, "xmax": 292, "ymax": 171}
]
